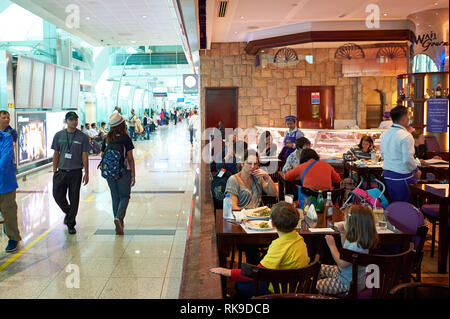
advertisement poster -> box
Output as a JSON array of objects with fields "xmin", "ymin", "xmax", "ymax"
[
  {"xmin": 16, "ymin": 112, "xmax": 47, "ymax": 165},
  {"xmin": 46, "ymin": 112, "xmax": 67, "ymax": 157},
  {"xmin": 311, "ymin": 92, "xmax": 320, "ymax": 104},
  {"xmin": 426, "ymin": 99, "xmax": 449, "ymax": 133}
]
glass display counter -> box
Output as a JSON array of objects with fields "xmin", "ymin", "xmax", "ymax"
[{"xmin": 254, "ymin": 126, "xmax": 386, "ymax": 163}]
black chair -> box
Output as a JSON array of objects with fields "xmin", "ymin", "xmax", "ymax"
[
  {"xmin": 411, "ymin": 225, "xmax": 429, "ymax": 282},
  {"xmin": 340, "ymin": 245, "xmax": 415, "ymax": 299},
  {"xmin": 389, "ymin": 282, "xmax": 449, "ymax": 299},
  {"xmin": 241, "ymin": 254, "xmax": 321, "ymax": 297}
]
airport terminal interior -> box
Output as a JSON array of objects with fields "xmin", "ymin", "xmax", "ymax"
[{"xmin": 0, "ymin": 0, "xmax": 449, "ymax": 300}]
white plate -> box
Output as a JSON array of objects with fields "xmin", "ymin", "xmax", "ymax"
[
  {"xmin": 243, "ymin": 207, "xmax": 271, "ymax": 220},
  {"xmin": 245, "ymin": 220, "xmax": 274, "ymax": 231}
]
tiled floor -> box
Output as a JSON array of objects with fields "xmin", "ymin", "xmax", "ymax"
[{"xmin": 0, "ymin": 121, "xmax": 199, "ymax": 299}]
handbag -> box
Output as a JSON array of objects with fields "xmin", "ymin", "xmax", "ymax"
[{"xmin": 297, "ymin": 160, "xmax": 318, "ymax": 209}]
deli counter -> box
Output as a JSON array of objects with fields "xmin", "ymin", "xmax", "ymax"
[{"xmin": 254, "ymin": 127, "xmax": 385, "ymax": 164}]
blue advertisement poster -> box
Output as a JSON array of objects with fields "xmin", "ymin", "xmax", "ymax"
[{"xmin": 426, "ymin": 99, "xmax": 449, "ymax": 133}]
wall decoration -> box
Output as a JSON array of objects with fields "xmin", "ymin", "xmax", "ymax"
[{"xmin": 334, "ymin": 43, "xmax": 365, "ymax": 60}]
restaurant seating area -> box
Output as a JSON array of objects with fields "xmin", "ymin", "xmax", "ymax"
[{"xmin": 179, "ymin": 132, "xmax": 449, "ymax": 300}]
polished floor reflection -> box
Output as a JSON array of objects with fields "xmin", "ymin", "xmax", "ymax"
[{"xmin": 0, "ymin": 121, "xmax": 199, "ymax": 299}]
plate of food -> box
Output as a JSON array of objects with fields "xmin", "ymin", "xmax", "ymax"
[
  {"xmin": 245, "ymin": 220, "xmax": 274, "ymax": 231},
  {"xmin": 245, "ymin": 206, "xmax": 271, "ymax": 220}
]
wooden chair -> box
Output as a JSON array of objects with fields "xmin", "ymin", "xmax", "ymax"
[
  {"xmin": 389, "ymin": 282, "xmax": 449, "ymax": 299},
  {"xmin": 253, "ymin": 293, "xmax": 338, "ymax": 299},
  {"xmin": 340, "ymin": 245, "xmax": 415, "ymax": 299},
  {"xmin": 410, "ymin": 225, "xmax": 429, "ymax": 282},
  {"xmin": 241, "ymin": 254, "xmax": 321, "ymax": 297}
]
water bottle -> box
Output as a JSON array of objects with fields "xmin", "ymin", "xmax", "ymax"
[
  {"xmin": 371, "ymin": 149, "xmax": 376, "ymax": 164},
  {"xmin": 223, "ymin": 194, "xmax": 234, "ymax": 219}
]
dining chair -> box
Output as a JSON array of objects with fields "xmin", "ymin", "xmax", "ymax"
[
  {"xmin": 389, "ymin": 282, "xmax": 449, "ymax": 299},
  {"xmin": 420, "ymin": 204, "xmax": 440, "ymax": 258},
  {"xmin": 240, "ymin": 254, "xmax": 321, "ymax": 297},
  {"xmin": 424, "ymin": 135, "xmax": 441, "ymax": 152},
  {"xmin": 340, "ymin": 244, "xmax": 414, "ymax": 299}
]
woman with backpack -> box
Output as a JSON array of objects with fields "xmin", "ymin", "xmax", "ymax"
[{"xmin": 100, "ymin": 113, "xmax": 136, "ymax": 235}]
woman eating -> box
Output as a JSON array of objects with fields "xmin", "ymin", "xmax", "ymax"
[
  {"xmin": 225, "ymin": 150, "xmax": 278, "ymax": 211},
  {"xmin": 344, "ymin": 136, "xmax": 375, "ymax": 161}
]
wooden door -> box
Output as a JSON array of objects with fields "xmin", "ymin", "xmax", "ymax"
[
  {"xmin": 205, "ymin": 87, "xmax": 238, "ymax": 130},
  {"xmin": 297, "ymin": 86, "xmax": 335, "ymax": 129}
]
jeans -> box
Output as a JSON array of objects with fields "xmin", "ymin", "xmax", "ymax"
[
  {"xmin": 235, "ymin": 281, "xmax": 270, "ymax": 299},
  {"xmin": 189, "ymin": 128, "xmax": 194, "ymax": 144},
  {"xmin": 0, "ymin": 190, "xmax": 21, "ymax": 241},
  {"xmin": 52, "ymin": 169, "xmax": 83, "ymax": 228},
  {"xmin": 128, "ymin": 126, "xmax": 136, "ymax": 141},
  {"xmin": 145, "ymin": 125, "xmax": 150, "ymax": 139},
  {"xmin": 106, "ymin": 170, "xmax": 132, "ymax": 221}
]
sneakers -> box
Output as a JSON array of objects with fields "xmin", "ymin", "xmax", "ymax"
[
  {"xmin": 68, "ymin": 227, "xmax": 76, "ymax": 235},
  {"xmin": 5, "ymin": 240, "xmax": 18, "ymax": 253},
  {"xmin": 114, "ymin": 218, "xmax": 124, "ymax": 235}
]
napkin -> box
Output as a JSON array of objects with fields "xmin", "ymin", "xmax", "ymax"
[{"xmin": 306, "ymin": 204, "xmax": 318, "ymax": 221}]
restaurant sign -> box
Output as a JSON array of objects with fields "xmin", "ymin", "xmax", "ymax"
[
  {"xmin": 414, "ymin": 31, "xmax": 449, "ymax": 52},
  {"xmin": 426, "ymin": 99, "xmax": 449, "ymax": 133}
]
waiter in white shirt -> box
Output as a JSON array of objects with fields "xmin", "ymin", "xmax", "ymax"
[{"xmin": 380, "ymin": 105, "xmax": 420, "ymax": 203}]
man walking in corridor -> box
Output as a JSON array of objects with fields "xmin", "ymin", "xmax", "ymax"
[{"xmin": 51, "ymin": 112, "xmax": 90, "ymax": 234}]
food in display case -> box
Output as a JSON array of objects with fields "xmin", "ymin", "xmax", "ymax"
[{"xmin": 255, "ymin": 126, "xmax": 385, "ymax": 163}]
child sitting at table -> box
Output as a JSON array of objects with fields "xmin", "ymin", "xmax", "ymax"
[
  {"xmin": 316, "ymin": 205, "xmax": 378, "ymax": 295},
  {"xmin": 209, "ymin": 201, "xmax": 310, "ymax": 298}
]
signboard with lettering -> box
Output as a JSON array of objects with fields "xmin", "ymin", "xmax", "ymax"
[
  {"xmin": 426, "ymin": 99, "xmax": 449, "ymax": 133},
  {"xmin": 311, "ymin": 92, "xmax": 320, "ymax": 104}
]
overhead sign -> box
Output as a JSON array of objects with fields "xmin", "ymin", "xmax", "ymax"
[
  {"xmin": 426, "ymin": 99, "xmax": 449, "ymax": 133},
  {"xmin": 183, "ymin": 74, "xmax": 198, "ymax": 94}
]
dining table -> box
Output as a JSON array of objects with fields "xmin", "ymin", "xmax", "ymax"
[
  {"xmin": 409, "ymin": 183, "xmax": 449, "ymax": 273},
  {"xmin": 215, "ymin": 209, "xmax": 413, "ymax": 298}
]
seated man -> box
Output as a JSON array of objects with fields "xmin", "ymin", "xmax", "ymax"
[
  {"xmin": 210, "ymin": 202, "xmax": 310, "ymax": 298},
  {"xmin": 215, "ymin": 140, "xmax": 248, "ymax": 175},
  {"xmin": 99, "ymin": 122, "xmax": 108, "ymax": 138},
  {"xmin": 89, "ymin": 123, "xmax": 103, "ymax": 142}
]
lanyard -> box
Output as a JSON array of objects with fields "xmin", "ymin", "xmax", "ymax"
[{"xmin": 66, "ymin": 129, "xmax": 77, "ymax": 153}]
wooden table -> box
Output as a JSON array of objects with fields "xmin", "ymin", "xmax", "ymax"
[
  {"xmin": 409, "ymin": 183, "xmax": 449, "ymax": 273},
  {"xmin": 419, "ymin": 163, "xmax": 449, "ymax": 181},
  {"xmin": 344, "ymin": 161, "xmax": 383, "ymax": 186},
  {"xmin": 215, "ymin": 210, "xmax": 412, "ymax": 298}
]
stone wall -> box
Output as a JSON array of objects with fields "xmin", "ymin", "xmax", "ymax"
[{"xmin": 200, "ymin": 42, "xmax": 398, "ymax": 130}]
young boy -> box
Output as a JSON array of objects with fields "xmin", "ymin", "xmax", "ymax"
[{"xmin": 210, "ymin": 201, "xmax": 310, "ymax": 297}]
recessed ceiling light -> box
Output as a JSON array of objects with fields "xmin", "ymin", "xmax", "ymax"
[
  {"xmin": 234, "ymin": 31, "xmax": 238, "ymax": 34},
  {"xmin": 417, "ymin": 23, "xmax": 420, "ymax": 26},
  {"xmin": 131, "ymin": 40, "xmax": 136, "ymax": 43},
  {"xmin": 383, "ymin": 13, "xmax": 388, "ymax": 16},
  {"xmin": 434, "ymin": 2, "xmax": 438, "ymax": 5},
  {"xmin": 240, "ymin": 16, "xmax": 244, "ymax": 19},
  {"xmin": 85, "ymin": 16, "xmax": 90, "ymax": 20},
  {"xmin": 142, "ymin": 15, "xmax": 147, "ymax": 18}
]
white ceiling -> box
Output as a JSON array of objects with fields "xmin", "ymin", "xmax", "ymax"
[
  {"xmin": 11, "ymin": 0, "xmax": 183, "ymax": 47},
  {"xmin": 210, "ymin": 0, "xmax": 449, "ymax": 45}
]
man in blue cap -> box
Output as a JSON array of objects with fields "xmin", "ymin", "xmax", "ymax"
[
  {"xmin": 51, "ymin": 111, "xmax": 90, "ymax": 234},
  {"xmin": 0, "ymin": 130, "xmax": 21, "ymax": 252},
  {"xmin": 278, "ymin": 115, "xmax": 304, "ymax": 161},
  {"xmin": 378, "ymin": 111, "xmax": 393, "ymax": 130}
]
